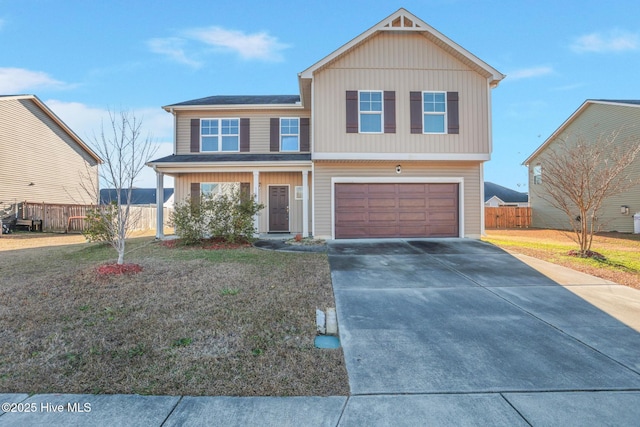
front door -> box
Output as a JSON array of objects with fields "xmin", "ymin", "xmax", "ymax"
[{"xmin": 269, "ymin": 186, "xmax": 289, "ymax": 232}]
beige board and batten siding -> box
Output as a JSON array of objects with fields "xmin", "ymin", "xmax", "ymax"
[
  {"xmin": 313, "ymin": 161, "xmax": 483, "ymax": 239},
  {"xmin": 529, "ymin": 103, "xmax": 640, "ymax": 233},
  {"xmin": 175, "ymin": 110, "xmax": 310, "ymax": 155},
  {"xmin": 174, "ymin": 171, "xmax": 310, "ymax": 234},
  {"xmin": 0, "ymin": 97, "xmax": 99, "ymax": 205},
  {"xmin": 312, "ymin": 32, "xmax": 491, "ymax": 155}
]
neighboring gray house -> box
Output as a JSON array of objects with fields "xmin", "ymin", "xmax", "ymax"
[
  {"xmin": 523, "ymin": 99, "xmax": 640, "ymax": 233},
  {"xmin": 0, "ymin": 94, "xmax": 102, "ymax": 209},
  {"xmin": 484, "ymin": 182, "xmax": 528, "ymax": 207}
]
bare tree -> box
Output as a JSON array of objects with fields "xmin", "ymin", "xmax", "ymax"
[
  {"xmin": 534, "ymin": 127, "xmax": 640, "ymax": 257},
  {"xmin": 83, "ymin": 110, "xmax": 157, "ymax": 264}
]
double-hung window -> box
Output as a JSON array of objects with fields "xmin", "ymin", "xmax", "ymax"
[
  {"xmin": 533, "ymin": 165, "xmax": 542, "ymax": 185},
  {"xmin": 423, "ymin": 92, "xmax": 447, "ymax": 134},
  {"xmin": 280, "ymin": 118, "xmax": 299, "ymax": 151},
  {"xmin": 201, "ymin": 119, "xmax": 239, "ymax": 152},
  {"xmin": 359, "ymin": 91, "xmax": 383, "ymax": 133}
]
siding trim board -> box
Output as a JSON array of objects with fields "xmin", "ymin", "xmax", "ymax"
[
  {"xmin": 330, "ymin": 176, "xmax": 464, "ymax": 239},
  {"xmin": 314, "ymin": 153, "xmax": 490, "ymax": 161}
]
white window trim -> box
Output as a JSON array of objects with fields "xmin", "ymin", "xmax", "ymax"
[
  {"xmin": 294, "ymin": 185, "xmax": 303, "ymax": 200},
  {"xmin": 422, "ymin": 91, "xmax": 447, "ymax": 135},
  {"xmin": 201, "ymin": 118, "xmax": 241, "ymax": 152},
  {"xmin": 358, "ymin": 90, "xmax": 384, "ymax": 134},
  {"xmin": 280, "ymin": 117, "xmax": 300, "ymax": 152}
]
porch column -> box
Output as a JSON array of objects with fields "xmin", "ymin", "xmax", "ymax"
[
  {"xmin": 302, "ymin": 170, "xmax": 309, "ymax": 237},
  {"xmin": 155, "ymin": 170, "xmax": 164, "ymax": 239},
  {"xmin": 253, "ymin": 170, "xmax": 260, "ymax": 236}
]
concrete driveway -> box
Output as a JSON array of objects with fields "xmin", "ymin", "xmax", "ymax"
[{"xmin": 329, "ymin": 238, "xmax": 640, "ymax": 425}]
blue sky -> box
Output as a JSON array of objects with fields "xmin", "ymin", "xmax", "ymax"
[{"xmin": 2, "ymin": 0, "xmax": 639, "ymax": 190}]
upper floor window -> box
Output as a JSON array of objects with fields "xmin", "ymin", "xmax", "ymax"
[
  {"xmin": 423, "ymin": 92, "xmax": 447, "ymax": 134},
  {"xmin": 533, "ymin": 165, "xmax": 542, "ymax": 185},
  {"xmin": 201, "ymin": 118, "xmax": 239, "ymax": 152},
  {"xmin": 280, "ymin": 118, "xmax": 299, "ymax": 151},
  {"xmin": 359, "ymin": 91, "xmax": 383, "ymax": 133},
  {"xmin": 410, "ymin": 91, "xmax": 458, "ymax": 135}
]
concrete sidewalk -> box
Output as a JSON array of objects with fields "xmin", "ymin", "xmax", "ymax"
[
  {"xmin": 511, "ymin": 252, "xmax": 640, "ymax": 331},
  {"xmin": 2, "ymin": 239, "xmax": 640, "ymax": 426}
]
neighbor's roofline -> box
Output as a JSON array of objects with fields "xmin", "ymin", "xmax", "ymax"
[
  {"xmin": 298, "ymin": 7, "xmax": 505, "ymax": 86},
  {"xmin": 1, "ymin": 94, "xmax": 103, "ymax": 163},
  {"xmin": 522, "ymin": 99, "xmax": 640, "ymax": 166}
]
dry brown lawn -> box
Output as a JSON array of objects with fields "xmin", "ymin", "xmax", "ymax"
[
  {"xmin": 0, "ymin": 232, "xmax": 348, "ymax": 396},
  {"xmin": 484, "ymin": 229, "xmax": 640, "ymax": 290}
]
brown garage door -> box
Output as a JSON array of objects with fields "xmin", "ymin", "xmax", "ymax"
[{"xmin": 334, "ymin": 183, "xmax": 458, "ymax": 239}]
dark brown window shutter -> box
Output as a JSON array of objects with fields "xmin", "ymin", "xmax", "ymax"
[
  {"xmin": 270, "ymin": 118, "xmax": 280, "ymax": 152},
  {"xmin": 240, "ymin": 118, "xmax": 250, "ymax": 152},
  {"xmin": 346, "ymin": 91, "xmax": 358, "ymax": 133},
  {"xmin": 190, "ymin": 119, "xmax": 200, "ymax": 152},
  {"xmin": 300, "ymin": 118, "xmax": 310, "ymax": 152},
  {"xmin": 190, "ymin": 182, "xmax": 200, "ymax": 207},
  {"xmin": 447, "ymin": 92, "xmax": 459, "ymax": 134},
  {"xmin": 383, "ymin": 91, "xmax": 396, "ymax": 133},
  {"xmin": 410, "ymin": 92, "xmax": 422, "ymax": 134}
]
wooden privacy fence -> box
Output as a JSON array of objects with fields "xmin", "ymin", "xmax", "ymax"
[
  {"xmin": 20, "ymin": 201, "xmax": 173, "ymax": 233},
  {"xmin": 485, "ymin": 207, "xmax": 531, "ymax": 229}
]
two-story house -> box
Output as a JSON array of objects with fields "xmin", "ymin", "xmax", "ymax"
[{"xmin": 147, "ymin": 8, "xmax": 504, "ymax": 240}]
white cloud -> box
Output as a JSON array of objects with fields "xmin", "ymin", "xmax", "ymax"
[
  {"xmin": 187, "ymin": 26, "xmax": 289, "ymax": 61},
  {"xmin": 147, "ymin": 38, "xmax": 202, "ymax": 68},
  {"xmin": 149, "ymin": 26, "xmax": 289, "ymax": 65},
  {"xmin": 0, "ymin": 67, "xmax": 68, "ymax": 93},
  {"xmin": 571, "ymin": 30, "xmax": 638, "ymax": 53},
  {"xmin": 507, "ymin": 66, "xmax": 553, "ymax": 80}
]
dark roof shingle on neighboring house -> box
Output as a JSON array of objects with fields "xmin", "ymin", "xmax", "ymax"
[
  {"xmin": 166, "ymin": 95, "xmax": 301, "ymax": 107},
  {"xmin": 484, "ymin": 182, "xmax": 528, "ymax": 204},
  {"xmin": 100, "ymin": 188, "xmax": 174, "ymax": 205}
]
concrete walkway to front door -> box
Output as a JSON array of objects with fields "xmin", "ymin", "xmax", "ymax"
[{"xmin": 328, "ymin": 238, "xmax": 640, "ymax": 425}]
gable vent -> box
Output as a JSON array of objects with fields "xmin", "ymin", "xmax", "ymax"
[{"xmin": 384, "ymin": 15, "xmax": 421, "ymax": 29}]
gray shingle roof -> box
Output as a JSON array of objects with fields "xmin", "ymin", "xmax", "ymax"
[
  {"xmin": 100, "ymin": 188, "xmax": 174, "ymax": 205},
  {"xmin": 484, "ymin": 182, "xmax": 528, "ymax": 203},
  {"xmin": 149, "ymin": 153, "xmax": 311, "ymax": 163},
  {"xmin": 167, "ymin": 95, "xmax": 301, "ymax": 107}
]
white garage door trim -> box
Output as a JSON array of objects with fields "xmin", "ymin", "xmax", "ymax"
[{"xmin": 330, "ymin": 177, "xmax": 465, "ymax": 240}]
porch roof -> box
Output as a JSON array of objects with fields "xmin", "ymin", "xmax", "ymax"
[{"xmin": 148, "ymin": 153, "xmax": 311, "ymax": 164}]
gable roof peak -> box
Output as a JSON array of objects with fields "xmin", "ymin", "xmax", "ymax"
[{"xmin": 299, "ymin": 8, "xmax": 505, "ymax": 86}]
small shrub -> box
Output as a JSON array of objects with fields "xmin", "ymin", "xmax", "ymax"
[
  {"xmin": 169, "ymin": 198, "xmax": 207, "ymax": 245},
  {"xmin": 170, "ymin": 189, "xmax": 264, "ymax": 245},
  {"xmin": 84, "ymin": 203, "xmax": 117, "ymax": 243}
]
